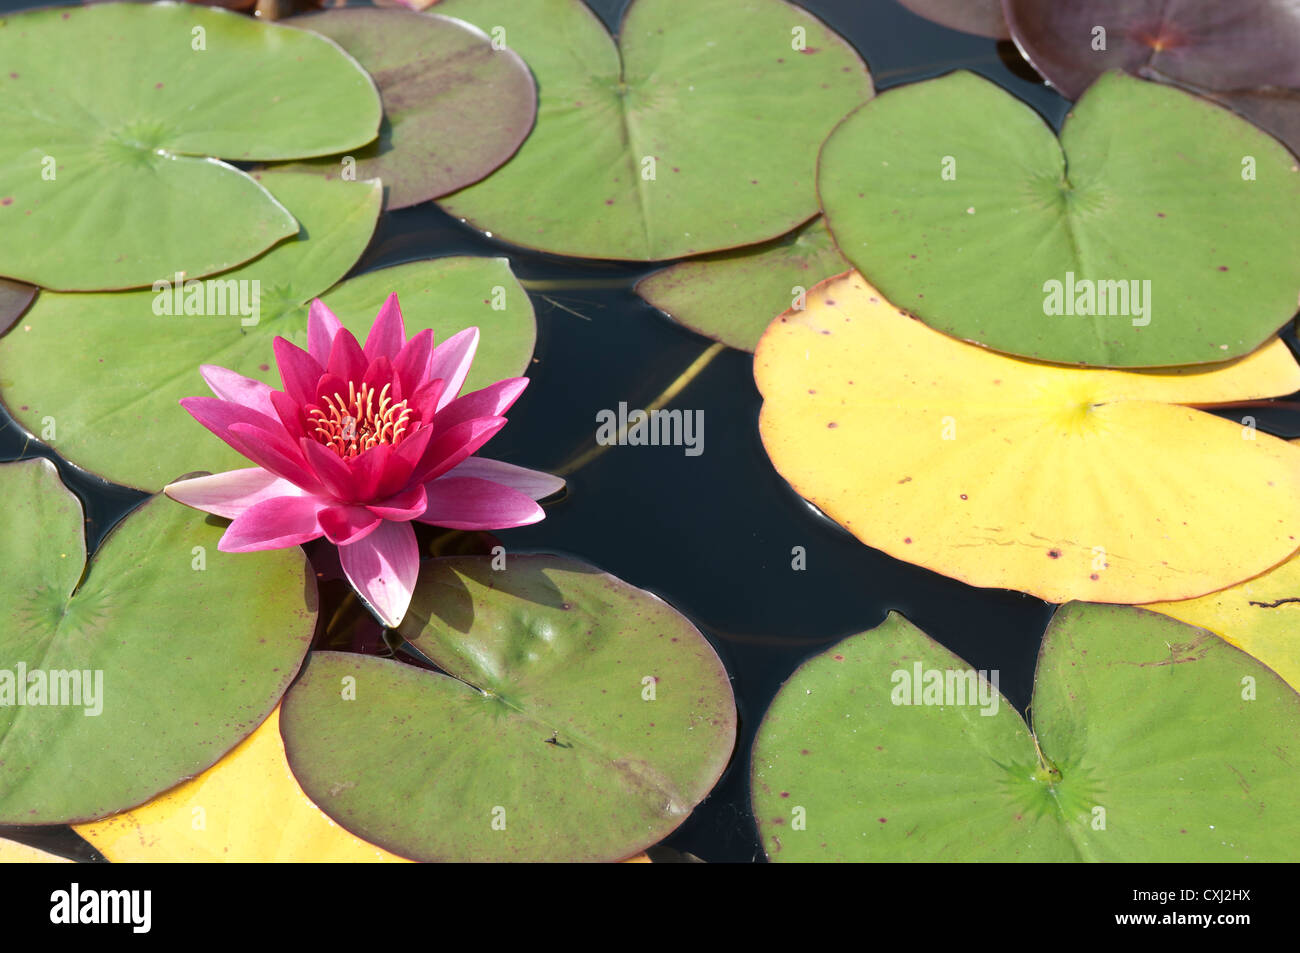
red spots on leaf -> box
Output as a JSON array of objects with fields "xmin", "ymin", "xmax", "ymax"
[
  {"xmin": 833, "ymin": 654, "xmax": 845, "ymax": 661},
  {"xmin": 1090, "ymin": 573, "xmax": 1100, "ymax": 581},
  {"xmin": 1217, "ymin": 265, "xmax": 1229, "ymax": 271},
  {"xmin": 904, "ymin": 537, "xmax": 912, "ymax": 544},
  {"xmin": 0, "ymin": 198, "xmax": 11, "ymax": 206},
  {"xmin": 780, "ymin": 791, "xmax": 790, "ymax": 798},
  {"xmin": 1047, "ymin": 549, "xmax": 1061, "ymax": 559}
]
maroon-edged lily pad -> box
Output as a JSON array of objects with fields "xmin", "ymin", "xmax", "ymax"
[
  {"xmin": 281, "ymin": 7, "xmax": 537, "ymax": 209},
  {"xmin": 898, "ymin": 0, "xmax": 1008, "ymax": 39}
]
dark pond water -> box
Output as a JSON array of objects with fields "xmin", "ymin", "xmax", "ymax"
[{"xmin": 3, "ymin": 0, "xmax": 1299, "ymax": 864}]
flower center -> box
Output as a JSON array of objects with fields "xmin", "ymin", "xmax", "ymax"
[{"xmin": 306, "ymin": 381, "xmax": 412, "ymax": 459}]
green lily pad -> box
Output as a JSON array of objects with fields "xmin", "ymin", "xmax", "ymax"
[
  {"xmin": 0, "ymin": 279, "xmax": 35, "ymax": 336},
  {"xmin": 0, "ymin": 2, "xmax": 382, "ymax": 290},
  {"xmin": 636, "ymin": 216, "xmax": 849, "ymax": 351},
  {"xmin": 0, "ymin": 170, "xmax": 537, "ymax": 492},
  {"xmin": 433, "ymin": 0, "xmax": 872, "ymax": 260},
  {"xmin": 818, "ymin": 70, "xmax": 1300, "ymax": 367},
  {"xmin": 0, "ymin": 458, "xmax": 316, "ymax": 824},
  {"xmin": 752, "ymin": 603, "xmax": 1300, "ymax": 861},
  {"xmin": 0, "ymin": 170, "xmax": 380, "ymax": 491},
  {"xmin": 281, "ymin": 555, "xmax": 737, "ymax": 862},
  {"xmin": 280, "ymin": 8, "xmax": 537, "ymax": 210}
]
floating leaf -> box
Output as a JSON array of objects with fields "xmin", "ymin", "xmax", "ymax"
[
  {"xmin": 0, "ymin": 2, "xmax": 382, "ymax": 290},
  {"xmin": 636, "ymin": 216, "xmax": 848, "ymax": 351},
  {"xmin": 0, "ymin": 171, "xmax": 535, "ymax": 491},
  {"xmin": 433, "ymin": 0, "xmax": 872, "ymax": 260},
  {"xmin": 0, "ymin": 459, "xmax": 316, "ymax": 824},
  {"xmin": 754, "ymin": 272, "xmax": 1300, "ymax": 604},
  {"xmin": 818, "ymin": 70, "xmax": 1300, "ymax": 366},
  {"xmin": 281, "ymin": 555, "xmax": 736, "ymax": 862},
  {"xmin": 752, "ymin": 604, "xmax": 1300, "ymax": 861},
  {"xmin": 0, "ymin": 279, "xmax": 35, "ymax": 336},
  {"xmin": 1146, "ymin": 439, "xmax": 1300, "ymax": 693},
  {"xmin": 281, "ymin": 8, "xmax": 537, "ymax": 209},
  {"xmin": 77, "ymin": 707, "xmax": 410, "ymax": 862},
  {"xmin": 0, "ymin": 838, "xmax": 71, "ymax": 863},
  {"xmin": 1004, "ymin": 0, "xmax": 1300, "ymax": 101},
  {"xmin": 897, "ymin": 0, "xmax": 1007, "ymax": 39}
]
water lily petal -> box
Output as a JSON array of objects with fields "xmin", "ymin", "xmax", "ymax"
[
  {"xmin": 446, "ymin": 457, "xmax": 565, "ymax": 501},
  {"xmin": 405, "ymin": 376, "xmax": 448, "ymax": 425},
  {"xmin": 367, "ymin": 483, "xmax": 427, "ymax": 521},
  {"xmin": 164, "ymin": 467, "xmax": 309, "ymax": 520},
  {"xmin": 307, "ymin": 298, "xmax": 344, "ymax": 365},
  {"xmin": 319, "ymin": 504, "xmax": 383, "ymax": 545},
  {"xmin": 370, "ymin": 427, "xmax": 432, "ymax": 499},
  {"xmin": 218, "ymin": 495, "xmax": 327, "ymax": 552},
  {"xmin": 326, "ymin": 326, "xmax": 368, "ymax": 384},
  {"xmin": 348, "ymin": 442, "xmax": 394, "ymax": 501},
  {"xmin": 270, "ymin": 389, "xmax": 307, "ymax": 441},
  {"xmin": 417, "ymin": 476, "xmax": 544, "ymax": 530},
  {"xmin": 430, "ymin": 378, "xmax": 528, "ymax": 438},
  {"xmin": 410, "ymin": 416, "xmax": 507, "ymax": 485},
  {"xmin": 199, "ymin": 364, "xmax": 276, "ymax": 418},
  {"xmin": 362, "ymin": 354, "xmax": 396, "ymax": 395},
  {"xmin": 181, "ymin": 396, "xmax": 301, "ymax": 471},
  {"xmin": 392, "ymin": 328, "xmax": 433, "ymax": 398},
  {"xmin": 301, "ymin": 437, "xmax": 362, "ymax": 502},
  {"xmin": 338, "ymin": 520, "xmax": 420, "ymax": 629},
  {"xmin": 226, "ymin": 422, "xmax": 324, "ymax": 494},
  {"xmin": 427, "ymin": 327, "xmax": 479, "ymax": 410},
  {"xmin": 364, "ymin": 293, "xmax": 406, "ymax": 363},
  {"xmin": 273, "ymin": 336, "xmax": 325, "ymax": 408}
]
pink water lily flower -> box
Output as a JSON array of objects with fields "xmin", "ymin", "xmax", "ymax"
[{"xmin": 165, "ymin": 294, "xmax": 562, "ymax": 628}]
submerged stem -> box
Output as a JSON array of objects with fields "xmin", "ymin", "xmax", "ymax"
[{"xmin": 554, "ymin": 341, "xmax": 726, "ymax": 477}]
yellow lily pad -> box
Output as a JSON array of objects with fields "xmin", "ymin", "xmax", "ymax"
[
  {"xmin": 75, "ymin": 707, "xmax": 409, "ymax": 863},
  {"xmin": 754, "ymin": 272, "xmax": 1300, "ymax": 604},
  {"xmin": 0, "ymin": 838, "xmax": 72, "ymax": 863},
  {"xmin": 1146, "ymin": 441, "xmax": 1300, "ymax": 692}
]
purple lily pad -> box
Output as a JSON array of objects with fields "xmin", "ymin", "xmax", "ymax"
[
  {"xmin": 1004, "ymin": 0, "xmax": 1300, "ymax": 101},
  {"xmin": 0, "ymin": 279, "xmax": 36, "ymax": 336},
  {"xmin": 282, "ymin": 8, "xmax": 537, "ymax": 209},
  {"xmin": 897, "ymin": 0, "xmax": 1008, "ymax": 39}
]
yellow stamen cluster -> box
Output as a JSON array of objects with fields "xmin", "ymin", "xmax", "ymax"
[{"xmin": 307, "ymin": 381, "xmax": 412, "ymax": 459}]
